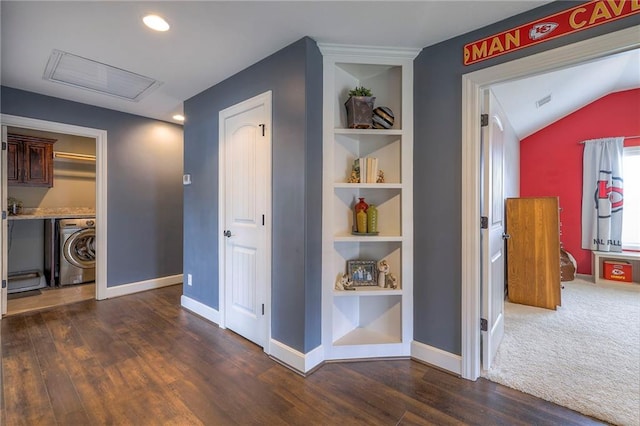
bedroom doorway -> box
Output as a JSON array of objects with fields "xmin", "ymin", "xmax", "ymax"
[{"xmin": 461, "ymin": 26, "xmax": 640, "ymax": 380}]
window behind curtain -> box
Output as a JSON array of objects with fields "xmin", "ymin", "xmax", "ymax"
[{"xmin": 622, "ymin": 146, "xmax": 640, "ymax": 250}]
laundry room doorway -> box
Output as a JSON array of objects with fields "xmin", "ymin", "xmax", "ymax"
[{"xmin": 0, "ymin": 115, "xmax": 107, "ymax": 317}]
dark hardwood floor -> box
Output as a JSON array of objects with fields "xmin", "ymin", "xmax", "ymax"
[{"xmin": 1, "ymin": 284, "xmax": 604, "ymax": 425}]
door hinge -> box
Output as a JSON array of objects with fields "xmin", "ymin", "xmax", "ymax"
[
  {"xmin": 2, "ymin": 279, "xmax": 6, "ymax": 289},
  {"xmin": 2, "ymin": 142, "xmax": 6, "ymax": 151},
  {"xmin": 262, "ymin": 303, "xmax": 265, "ymax": 315},
  {"xmin": 262, "ymin": 214, "xmax": 265, "ymax": 226},
  {"xmin": 480, "ymin": 216, "xmax": 488, "ymax": 229},
  {"xmin": 259, "ymin": 124, "xmax": 265, "ymax": 137},
  {"xmin": 481, "ymin": 114, "xmax": 489, "ymax": 127},
  {"xmin": 480, "ymin": 318, "xmax": 488, "ymax": 331}
]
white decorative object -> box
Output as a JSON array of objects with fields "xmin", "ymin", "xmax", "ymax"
[
  {"xmin": 335, "ymin": 273, "xmax": 351, "ymax": 291},
  {"xmin": 378, "ymin": 259, "xmax": 389, "ymax": 288}
]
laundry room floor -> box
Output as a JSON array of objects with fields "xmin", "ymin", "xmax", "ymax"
[{"xmin": 6, "ymin": 283, "xmax": 95, "ymax": 316}]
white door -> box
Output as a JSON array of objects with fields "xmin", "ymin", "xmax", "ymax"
[
  {"xmin": 219, "ymin": 92, "xmax": 271, "ymax": 348},
  {"xmin": 1, "ymin": 126, "xmax": 7, "ymax": 316},
  {"xmin": 481, "ymin": 90, "xmax": 506, "ymax": 370}
]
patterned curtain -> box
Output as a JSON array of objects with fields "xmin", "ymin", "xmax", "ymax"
[{"xmin": 581, "ymin": 137, "xmax": 624, "ymax": 252}]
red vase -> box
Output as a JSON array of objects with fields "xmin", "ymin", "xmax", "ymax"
[{"xmin": 354, "ymin": 197, "xmax": 368, "ymax": 214}]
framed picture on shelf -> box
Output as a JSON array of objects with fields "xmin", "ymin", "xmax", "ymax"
[{"xmin": 347, "ymin": 260, "xmax": 378, "ymax": 286}]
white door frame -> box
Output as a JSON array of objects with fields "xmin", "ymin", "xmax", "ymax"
[
  {"xmin": 218, "ymin": 91, "xmax": 272, "ymax": 353},
  {"xmin": 461, "ymin": 26, "xmax": 640, "ymax": 380},
  {"xmin": 0, "ymin": 114, "xmax": 108, "ymax": 316}
]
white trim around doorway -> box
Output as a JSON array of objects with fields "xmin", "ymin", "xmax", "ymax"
[
  {"xmin": 0, "ymin": 114, "xmax": 108, "ymax": 303},
  {"xmin": 461, "ymin": 26, "xmax": 640, "ymax": 380}
]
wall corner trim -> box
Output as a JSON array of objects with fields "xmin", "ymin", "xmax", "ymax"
[
  {"xmin": 103, "ymin": 274, "xmax": 182, "ymax": 299},
  {"xmin": 269, "ymin": 339, "xmax": 324, "ymax": 374},
  {"xmin": 181, "ymin": 294, "xmax": 220, "ymax": 325},
  {"xmin": 411, "ymin": 340, "xmax": 462, "ymax": 376}
]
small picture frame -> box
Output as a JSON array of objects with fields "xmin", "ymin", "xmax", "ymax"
[{"xmin": 347, "ymin": 260, "xmax": 378, "ymax": 286}]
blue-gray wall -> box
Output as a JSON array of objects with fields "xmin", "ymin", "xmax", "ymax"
[
  {"xmin": 413, "ymin": 1, "xmax": 640, "ymax": 355},
  {"xmin": 183, "ymin": 37, "xmax": 322, "ymax": 353},
  {"xmin": 1, "ymin": 87, "xmax": 184, "ymax": 287}
]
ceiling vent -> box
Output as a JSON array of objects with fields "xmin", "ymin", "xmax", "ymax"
[
  {"xmin": 43, "ymin": 50, "xmax": 162, "ymax": 102},
  {"xmin": 535, "ymin": 93, "xmax": 552, "ymax": 108}
]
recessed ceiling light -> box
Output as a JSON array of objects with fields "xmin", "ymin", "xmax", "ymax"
[
  {"xmin": 173, "ymin": 114, "xmax": 185, "ymax": 122},
  {"xmin": 143, "ymin": 15, "xmax": 170, "ymax": 32}
]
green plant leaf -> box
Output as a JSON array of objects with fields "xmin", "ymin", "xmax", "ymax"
[{"xmin": 348, "ymin": 86, "xmax": 373, "ymax": 97}]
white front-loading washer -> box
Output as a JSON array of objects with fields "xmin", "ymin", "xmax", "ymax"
[{"xmin": 59, "ymin": 218, "xmax": 96, "ymax": 285}]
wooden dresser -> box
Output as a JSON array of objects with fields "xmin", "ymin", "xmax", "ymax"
[{"xmin": 505, "ymin": 197, "xmax": 561, "ymax": 310}]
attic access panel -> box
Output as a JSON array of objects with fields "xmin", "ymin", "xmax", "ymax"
[{"xmin": 43, "ymin": 49, "xmax": 162, "ymax": 102}]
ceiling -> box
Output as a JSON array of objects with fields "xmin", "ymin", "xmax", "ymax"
[
  {"xmin": 492, "ymin": 48, "xmax": 640, "ymax": 139},
  {"xmin": 1, "ymin": 1, "xmax": 637, "ymax": 135},
  {"xmin": 1, "ymin": 1, "xmax": 552, "ymax": 124}
]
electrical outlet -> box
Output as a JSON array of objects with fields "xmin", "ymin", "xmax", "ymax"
[
  {"xmin": 187, "ymin": 273, "xmax": 192, "ymax": 286},
  {"xmin": 183, "ymin": 174, "xmax": 192, "ymax": 185}
]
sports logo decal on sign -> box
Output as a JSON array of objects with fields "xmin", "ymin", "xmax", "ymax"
[
  {"xmin": 529, "ymin": 22, "xmax": 559, "ymax": 40},
  {"xmin": 464, "ymin": 0, "xmax": 640, "ymax": 66}
]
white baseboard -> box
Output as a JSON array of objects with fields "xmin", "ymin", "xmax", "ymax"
[
  {"xmin": 179, "ymin": 302, "xmax": 324, "ymax": 374},
  {"xmin": 104, "ymin": 274, "xmax": 182, "ymax": 299},
  {"xmin": 411, "ymin": 340, "xmax": 462, "ymax": 375},
  {"xmin": 180, "ymin": 295, "xmax": 220, "ymax": 325},
  {"xmin": 576, "ymin": 273, "xmax": 593, "ymax": 282},
  {"xmin": 269, "ymin": 339, "xmax": 324, "ymax": 374}
]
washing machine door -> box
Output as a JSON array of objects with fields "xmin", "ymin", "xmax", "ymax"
[{"xmin": 63, "ymin": 228, "xmax": 96, "ymax": 269}]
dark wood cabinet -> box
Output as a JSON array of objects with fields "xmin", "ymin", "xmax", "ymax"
[{"xmin": 8, "ymin": 133, "xmax": 56, "ymax": 187}]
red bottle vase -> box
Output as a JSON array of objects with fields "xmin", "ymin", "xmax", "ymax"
[
  {"xmin": 353, "ymin": 197, "xmax": 369, "ymax": 233},
  {"xmin": 354, "ymin": 197, "xmax": 368, "ymax": 214}
]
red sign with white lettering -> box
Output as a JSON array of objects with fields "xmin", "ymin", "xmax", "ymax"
[{"xmin": 464, "ymin": 0, "xmax": 640, "ymax": 66}]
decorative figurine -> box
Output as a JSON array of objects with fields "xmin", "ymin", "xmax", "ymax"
[
  {"xmin": 335, "ymin": 273, "xmax": 352, "ymax": 291},
  {"xmin": 378, "ymin": 259, "xmax": 389, "ymax": 288},
  {"xmin": 386, "ymin": 273, "xmax": 398, "ymax": 289},
  {"xmin": 376, "ymin": 170, "xmax": 385, "ymax": 183}
]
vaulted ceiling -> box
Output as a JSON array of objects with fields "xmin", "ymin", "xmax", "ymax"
[{"xmin": 492, "ymin": 48, "xmax": 640, "ymax": 140}]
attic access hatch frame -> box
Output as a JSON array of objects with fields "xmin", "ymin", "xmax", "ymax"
[{"xmin": 43, "ymin": 49, "xmax": 162, "ymax": 102}]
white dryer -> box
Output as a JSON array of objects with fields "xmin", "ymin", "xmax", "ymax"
[{"xmin": 59, "ymin": 218, "xmax": 96, "ymax": 285}]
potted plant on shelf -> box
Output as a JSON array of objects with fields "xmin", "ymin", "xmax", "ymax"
[{"xmin": 345, "ymin": 86, "xmax": 375, "ymax": 129}]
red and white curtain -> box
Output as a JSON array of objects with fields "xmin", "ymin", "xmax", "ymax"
[{"xmin": 581, "ymin": 137, "xmax": 624, "ymax": 252}]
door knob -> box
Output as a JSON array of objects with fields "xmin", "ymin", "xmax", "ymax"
[
  {"xmin": 223, "ymin": 230, "xmax": 233, "ymax": 238},
  {"xmin": 502, "ymin": 233, "xmax": 511, "ymax": 240}
]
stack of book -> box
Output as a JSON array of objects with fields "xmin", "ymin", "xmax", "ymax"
[{"xmin": 352, "ymin": 157, "xmax": 379, "ymax": 183}]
